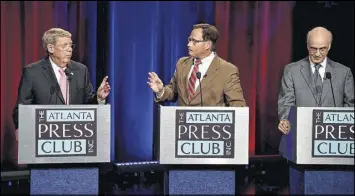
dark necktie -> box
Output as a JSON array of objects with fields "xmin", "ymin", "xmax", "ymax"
[{"xmin": 314, "ymin": 64, "xmax": 322, "ymax": 106}]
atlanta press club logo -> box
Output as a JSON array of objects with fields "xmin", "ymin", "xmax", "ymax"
[
  {"xmin": 175, "ymin": 110, "xmax": 235, "ymax": 158},
  {"xmin": 35, "ymin": 109, "xmax": 97, "ymax": 157},
  {"xmin": 312, "ymin": 109, "xmax": 354, "ymax": 158}
]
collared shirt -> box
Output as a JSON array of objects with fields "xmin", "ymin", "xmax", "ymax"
[
  {"xmin": 310, "ymin": 57, "xmax": 327, "ymax": 82},
  {"xmin": 49, "ymin": 56, "xmax": 66, "ymax": 84},
  {"xmin": 188, "ymin": 52, "xmax": 215, "ymax": 91},
  {"xmin": 156, "ymin": 52, "xmax": 216, "ymax": 98}
]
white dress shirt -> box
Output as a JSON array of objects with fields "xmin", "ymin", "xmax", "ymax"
[
  {"xmin": 310, "ymin": 57, "xmax": 327, "ymax": 82},
  {"xmin": 49, "ymin": 56, "xmax": 65, "ymax": 84},
  {"xmin": 188, "ymin": 52, "xmax": 215, "ymax": 91}
]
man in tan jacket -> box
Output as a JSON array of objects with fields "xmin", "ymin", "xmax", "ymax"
[{"xmin": 147, "ymin": 23, "xmax": 246, "ymax": 107}]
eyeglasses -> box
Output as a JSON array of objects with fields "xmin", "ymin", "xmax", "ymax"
[
  {"xmin": 54, "ymin": 43, "xmax": 76, "ymax": 51},
  {"xmin": 188, "ymin": 37, "xmax": 208, "ymax": 45},
  {"xmin": 309, "ymin": 46, "xmax": 327, "ymax": 55}
]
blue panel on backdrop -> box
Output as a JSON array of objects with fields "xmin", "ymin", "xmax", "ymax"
[{"xmin": 108, "ymin": 1, "xmax": 215, "ymax": 162}]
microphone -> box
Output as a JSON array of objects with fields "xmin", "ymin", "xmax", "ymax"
[
  {"xmin": 196, "ymin": 72, "xmax": 203, "ymax": 106},
  {"xmin": 325, "ymin": 72, "xmax": 336, "ymax": 106},
  {"xmin": 63, "ymin": 68, "xmax": 72, "ymax": 82},
  {"xmin": 63, "ymin": 68, "xmax": 72, "ymax": 104}
]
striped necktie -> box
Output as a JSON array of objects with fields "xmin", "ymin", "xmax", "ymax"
[{"xmin": 188, "ymin": 59, "xmax": 201, "ymax": 100}]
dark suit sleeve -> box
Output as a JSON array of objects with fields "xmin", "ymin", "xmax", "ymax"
[
  {"xmin": 278, "ymin": 65, "xmax": 295, "ymax": 120},
  {"xmin": 83, "ymin": 66, "xmax": 98, "ymax": 104},
  {"xmin": 343, "ymin": 68, "xmax": 354, "ymax": 107},
  {"xmin": 13, "ymin": 67, "xmax": 35, "ymax": 129},
  {"xmin": 224, "ymin": 66, "xmax": 247, "ymax": 107}
]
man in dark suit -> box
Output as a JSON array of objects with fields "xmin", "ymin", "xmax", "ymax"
[
  {"xmin": 278, "ymin": 26, "xmax": 354, "ymax": 134},
  {"xmin": 147, "ymin": 23, "xmax": 246, "ymax": 107},
  {"xmin": 13, "ymin": 28, "xmax": 111, "ymax": 138}
]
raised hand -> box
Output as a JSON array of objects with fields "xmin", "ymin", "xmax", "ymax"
[
  {"xmin": 97, "ymin": 76, "xmax": 111, "ymax": 100},
  {"xmin": 147, "ymin": 72, "xmax": 164, "ymax": 93}
]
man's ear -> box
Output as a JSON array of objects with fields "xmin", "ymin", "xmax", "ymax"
[
  {"xmin": 205, "ymin": 41, "xmax": 212, "ymax": 51},
  {"xmin": 328, "ymin": 43, "xmax": 331, "ymax": 51},
  {"xmin": 47, "ymin": 44, "xmax": 54, "ymax": 53}
]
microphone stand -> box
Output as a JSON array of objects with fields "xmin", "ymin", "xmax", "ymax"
[
  {"xmin": 64, "ymin": 69, "xmax": 71, "ymax": 105},
  {"xmin": 196, "ymin": 72, "xmax": 203, "ymax": 106}
]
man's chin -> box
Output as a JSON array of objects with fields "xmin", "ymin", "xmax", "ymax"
[
  {"xmin": 311, "ymin": 58, "xmax": 324, "ymax": 64},
  {"xmin": 64, "ymin": 58, "xmax": 71, "ymax": 63}
]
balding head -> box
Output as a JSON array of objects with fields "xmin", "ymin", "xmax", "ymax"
[
  {"xmin": 306, "ymin": 27, "xmax": 333, "ymax": 64},
  {"xmin": 306, "ymin": 27, "xmax": 333, "ymax": 47}
]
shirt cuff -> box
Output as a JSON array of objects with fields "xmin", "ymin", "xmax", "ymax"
[
  {"xmin": 97, "ymin": 98, "xmax": 106, "ymax": 104},
  {"xmin": 156, "ymin": 89, "xmax": 165, "ymax": 99}
]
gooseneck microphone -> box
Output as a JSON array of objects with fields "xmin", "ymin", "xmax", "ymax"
[
  {"xmin": 63, "ymin": 68, "xmax": 72, "ymax": 82},
  {"xmin": 196, "ymin": 72, "xmax": 203, "ymax": 106},
  {"xmin": 63, "ymin": 68, "xmax": 72, "ymax": 104},
  {"xmin": 325, "ymin": 72, "xmax": 336, "ymax": 107}
]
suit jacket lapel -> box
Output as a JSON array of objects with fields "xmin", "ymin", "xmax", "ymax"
[
  {"xmin": 300, "ymin": 58, "xmax": 319, "ymax": 104},
  {"xmin": 182, "ymin": 57, "xmax": 194, "ymax": 104},
  {"xmin": 321, "ymin": 59, "xmax": 335, "ymax": 105},
  {"xmin": 193, "ymin": 55, "xmax": 220, "ymax": 100},
  {"xmin": 41, "ymin": 57, "xmax": 65, "ymax": 104},
  {"xmin": 67, "ymin": 62, "xmax": 77, "ymax": 104}
]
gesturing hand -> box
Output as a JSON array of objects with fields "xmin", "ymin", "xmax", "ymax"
[
  {"xmin": 147, "ymin": 72, "xmax": 164, "ymax": 93},
  {"xmin": 97, "ymin": 76, "xmax": 111, "ymax": 100}
]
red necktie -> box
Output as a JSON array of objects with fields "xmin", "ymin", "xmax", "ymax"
[{"xmin": 188, "ymin": 59, "xmax": 201, "ymax": 100}]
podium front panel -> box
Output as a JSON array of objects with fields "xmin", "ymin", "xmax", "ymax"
[
  {"xmin": 159, "ymin": 106, "xmax": 249, "ymax": 165},
  {"xmin": 282, "ymin": 107, "xmax": 354, "ymax": 165},
  {"xmin": 18, "ymin": 104, "xmax": 111, "ymax": 164}
]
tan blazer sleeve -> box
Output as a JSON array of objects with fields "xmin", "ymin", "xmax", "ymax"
[
  {"xmin": 154, "ymin": 57, "xmax": 188, "ymax": 103},
  {"xmin": 224, "ymin": 64, "xmax": 247, "ymax": 107},
  {"xmin": 154, "ymin": 70, "xmax": 178, "ymax": 102}
]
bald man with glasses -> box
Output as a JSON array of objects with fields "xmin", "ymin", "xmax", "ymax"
[{"xmin": 278, "ymin": 26, "xmax": 354, "ymax": 135}]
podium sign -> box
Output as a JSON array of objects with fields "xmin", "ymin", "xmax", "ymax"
[
  {"xmin": 18, "ymin": 104, "xmax": 111, "ymax": 164},
  {"xmin": 312, "ymin": 109, "xmax": 354, "ymax": 158},
  {"xmin": 159, "ymin": 106, "xmax": 249, "ymax": 165},
  {"xmin": 279, "ymin": 107, "xmax": 354, "ymax": 165}
]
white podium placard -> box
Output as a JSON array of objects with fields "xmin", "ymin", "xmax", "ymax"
[
  {"xmin": 159, "ymin": 106, "xmax": 249, "ymax": 165},
  {"xmin": 279, "ymin": 106, "xmax": 354, "ymax": 165},
  {"xmin": 18, "ymin": 104, "xmax": 111, "ymax": 164}
]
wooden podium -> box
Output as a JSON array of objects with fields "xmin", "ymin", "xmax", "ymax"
[
  {"xmin": 279, "ymin": 106, "xmax": 354, "ymax": 195},
  {"xmin": 158, "ymin": 106, "xmax": 249, "ymax": 195},
  {"xmin": 18, "ymin": 104, "xmax": 111, "ymax": 195}
]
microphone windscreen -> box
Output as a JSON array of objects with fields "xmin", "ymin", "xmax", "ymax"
[
  {"xmin": 196, "ymin": 72, "xmax": 201, "ymax": 79},
  {"xmin": 326, "ymin": 72, "xmax": 332, "ymax": 79}
]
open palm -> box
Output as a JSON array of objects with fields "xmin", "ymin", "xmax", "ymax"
[{"xmin": 147, "ymin": 72, "xmax": 163, "ymax": 93}]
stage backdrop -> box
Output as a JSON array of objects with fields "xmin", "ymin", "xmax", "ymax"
[{"xmin": 1, "ymin": 1, "xmax": 295, "ymax": 166}]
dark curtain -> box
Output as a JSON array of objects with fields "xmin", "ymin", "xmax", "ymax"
[
  {"xmin": 215, "ymin": 1, "xmax": 294, "ymax": 154},
  {"xmin": 292, "ymin": 1, "xmax": 354, "ymax": 73}
]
